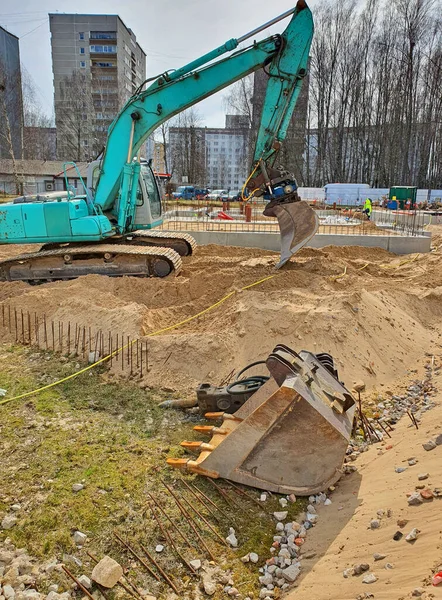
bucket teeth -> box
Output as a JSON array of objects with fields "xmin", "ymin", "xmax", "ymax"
[
  {"xmin": 193, "ymin": 425, "xmax": 227, "ymax": 435},
  {"xmin": 166, "ymin": 458, "xmax": 189, "ymax": 470},
  {"xmin": 180, "ymin": 441, "xmax": 215, "ymax": 452}
]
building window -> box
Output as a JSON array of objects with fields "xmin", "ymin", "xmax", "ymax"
[
  {"xmin": 83, "ymin": 139, "xmax": 88, "ymax": 146},
  {"xmin": 80, "ymin": 61, "xmax": 86, "ymax": 67},
  {"xmin": 90, "ymin": 31, "xmax": 116, "ymax": 39},
  {"xmin": 90, "ymin": 45, "xmax": 117, "ymax": 53},
  {"xmin": 79, "ymin": 32, "xmax": 84, "ymax": 40},
  {"xmin": 94, "ymin": 62, "xmax": 114, "ymax": 68},
  {"xmin": 80, "ymin": 47, "xmax": 85, "ymax": 54}
]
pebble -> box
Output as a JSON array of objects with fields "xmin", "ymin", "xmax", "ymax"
[
  {"xmin": 250, "ymin": 553, "xmax": 259, "ymax": 564},
  {"xmin": 10, "ymin": 505, "xmax": 21, "ymax": 512},
  {"xmin": 73, "ymin": 531, "xmax": 87, "ymax": 545},
  {"xmin": 260, "ymin": 494, "xmax": 267, "ymax": 502},
  {"xmin": 3, "ymin": 585, "xmax": 15, "ymax": 599},
  {"xmin": 385, "ymin": 563, "xmax": 394, "ymax": 569},
  {"xmin": 71, "ymin": 483, "xmax": 84, "ymax": 493},
  {"xmin": 412, "ymin": 588, "xmax": 425, "ymax": 596},
  {"xmin": 155, "ymin": 544, "xmax": 164, "ymax": 553},
  {"xmin": 91, "ymin": 556, "xmax": 123, "ymax": 588},
  {"xmin": 407, "ymin": 492, "xmax": 423, "ymax": 506},
  {"xmin": 408, "ymin": 458, "xmax": 418, "ymax": 466},
  {"xmin": 418, "ymin": 473, "xmax": 429, "ymax": 480},
  {"xmin": 279, "ymin": 498, "xmax": 288, "ymax": 508},
  {"xmin": 226, "ymin": 533, "xmax": 238, "ymax": 547},
  {"xmin": 77, "ymin": 575, "xmax": 92, "ymax": 590},
  {"xmin": 241, "ymin": 554, "xmax": 250, "ymax": 563},
  {"xmin": 353, "ymin": 564, "xmax": 370, "ymax": 575},
  {"xmin": 203, "ymin": 579, "xmax": 216, "ymax": 596},
  {"xmin": 273, "ymin": 512, "xmax": 288, "ymax": 521},
  {"xmin": 393, "ymin": 531, "xmax": 403, "ymax": 541},
  {"xmin": 435, "ymin": 433, "xmax": 442, "ymax": 445},
  {"xmin": 324, "ymin": 498, "xmax": 332, "ymax": 506},
  {"xmin": 288, "ymin": 494, "xmax": 297, "ymax": 503},
  {"xmin": 395, "ymin": 467, "xmax": 407, "ymax": 473},
  {"xmin": 423, "ymin": 440, "xmax": 437, "ymax": 451},
  {"xmin": 353, "ymin": 380, "xmax": 366, "ymax": 392},
  {"xmin": 373, "ymin": 553, "xmax": 387, "ymax": 561},
  {"xmin": 281, "ymin": 563, "xmax": 301, "ymax": 582},
  {"xmin": 362, "ymin": 573, "xmax": 377, "ymax": 584},
  {"xmin": 405, "ymin": 528, "xmax": 420, "ymax": 542},
  {"xmin": 1, "ymin": 516, "xmax": 18, "ymax": 530},
  {"xmin": 420, "ymin": 488, "xmax": 434, "ymax": 500},
  {"xmin": 370, "ymin": 519, "xmax": 380, "ymax": 529},
  {"xmin": 189, "ymin": 559, "xmax": 201, "ymax": 570}
]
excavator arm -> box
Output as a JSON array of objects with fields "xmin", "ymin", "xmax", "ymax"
[{"xmin": 92, "ymin": 0, "xmax": 317, "ymax": 265}]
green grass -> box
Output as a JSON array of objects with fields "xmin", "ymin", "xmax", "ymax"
[{"xmin": 0, "ymin": 345, "xmax": 307, "ymax": 599}]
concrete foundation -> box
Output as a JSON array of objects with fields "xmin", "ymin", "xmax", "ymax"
[{"xmin": 173, "ymin": 230, "xmax": 431, "ymax": 255}]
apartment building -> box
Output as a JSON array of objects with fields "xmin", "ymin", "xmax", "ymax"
[
  {"xmin": 49, "ymin": 14, "xmax": 146, "ymax": 160},
  {"xmin": 169, "ymin": 115, "xmax": 249, "ymax": 190},
  {"xmin": 0, "ymin": 26, "xmax": 23, "ymax": 160}
]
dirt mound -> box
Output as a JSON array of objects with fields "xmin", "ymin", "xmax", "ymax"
[{"xmin": 0, "ymin": 243, "xmax": 440, "ymax": 395}]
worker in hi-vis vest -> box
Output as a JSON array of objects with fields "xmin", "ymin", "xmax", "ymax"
[{"xmin": 363, "ymin": 198, "xmax": 372, "ymax": 220}]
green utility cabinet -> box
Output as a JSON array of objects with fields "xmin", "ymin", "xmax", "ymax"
[{"xmin": 389, "ymin": 186, "xmax": 417, "ymax": 209}]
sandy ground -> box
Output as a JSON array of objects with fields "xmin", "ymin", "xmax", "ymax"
[{"xmin": 288, "ymin": 361, "xmax": 442, "ymax": 600}]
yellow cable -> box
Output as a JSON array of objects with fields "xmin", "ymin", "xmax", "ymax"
[
  {"xmin": 0, "ymin": 275, "xmax": 276, "ymax": 406},
  {"xmin": 241, "ymin": 163, "xmax": 260, "ymax": 202}
]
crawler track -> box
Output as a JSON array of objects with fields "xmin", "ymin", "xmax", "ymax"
[
  {"xmin": 0, "ymin": 244, "xmax": 182, "ymax": 283},
  {"xmin": 40, "ymin": 231, "xmax": 197, "ymax": 257}
]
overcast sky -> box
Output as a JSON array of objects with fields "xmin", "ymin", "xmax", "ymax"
[{"xmin": 0, "ymin": 0, "xmax": 318, "ymax": 127}]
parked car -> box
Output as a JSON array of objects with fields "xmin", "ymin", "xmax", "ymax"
[
  {"xmin": 172, "ymin": 186, "xmax": 209, "ymax": 200},
  {"xmin": 228, "ymin": 189, "xmax": 243, "ymax": 200},
  {"xmin": 206, "ymin": 189, "xmax": 229, "ymax": 200}
]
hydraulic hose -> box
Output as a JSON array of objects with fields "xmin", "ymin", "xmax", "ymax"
[{"xmin": 226, "ymin": 360, "xmax": 270, "ymax": 396}]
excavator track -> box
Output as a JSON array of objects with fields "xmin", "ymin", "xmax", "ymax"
[
  {"xmin": 40, "ymin": 231, "xmax": 197, "ymax": 257},
  {"xmin": 0, "ymin": 244, "xmax": 182, "ymax": 283},
  {"xmin": 124, "ymin": 230, "xmax": 197, "ymax": 256}
]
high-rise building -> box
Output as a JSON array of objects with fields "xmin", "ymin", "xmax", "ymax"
[
  {"xmin": 49, "ymin": 14, "xmax": 146, "ymax": 160},
  {"xmin": 169, "ymin": 116, "xmax": 249, "ymax": 190},
  {"xmin": 0, "ymin": 26, "xmax": 24, "ymax": 160},
  {"xmin": 152, "ymin": 141, "xmax": 167, "ymax": 174}
]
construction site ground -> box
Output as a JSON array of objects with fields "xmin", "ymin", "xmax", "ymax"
[{"xmin": 1, "ymin": 225, "xmax": 442, "ymax": 599}]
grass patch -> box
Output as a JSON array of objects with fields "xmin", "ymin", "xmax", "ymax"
[{"xmin": 0, "ymin": 345, "xmax": 308, "ymax": 599}]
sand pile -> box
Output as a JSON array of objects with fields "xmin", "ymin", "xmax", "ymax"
[{"xmin": 0, "ymin": 242, "xmax": 441, "ymax": 395}]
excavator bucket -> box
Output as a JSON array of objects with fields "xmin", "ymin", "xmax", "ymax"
[
  {"xmin": 167, "ymin": 345, "xmax": 356, "ymax": 495},
  {"xmin": 264, "ymin": 201, "xmax": 319, "ymax": 269}
]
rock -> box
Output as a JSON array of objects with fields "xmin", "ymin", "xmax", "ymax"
[
  {"xmin": 73, "ymin": 531, "xmax": 87, "ymax": 545},
  {"xmin": 226, "ymin": 533, "xmax": 238, "ymax": 547},
  {"xmin": 420, "ymin": 488, "xmax": 434, "ymax": 500},
  {"xmin": 1, "ymin": 516, "xmax": 18, "ymax": 530},
  {"xmin": 343, "ymin": 568, "xmax": 354, "ymax": 578},
  {"xmin": 273, "ymin": 511, "xmax": 288, "ymax": 521},
  {"xmin": 71, "ymin": 483, "xmax": 84, "ymax": 492},
  {"xmin": 370, "ymin": 519, "xmax": 380, "ymax": 529},
  {"xmin": 412, "ymin": 588, "xmax": 425, "ymax": 596},
  {"xmin": 395, "ymin": 467, "xmax": 407, "ymax": 473},
  {"xmin": 10, "ymin": 505, "xmax": 21, "ymax": 512},
  {"xmin": 393, "ymin": 531, "xmax": 403, "ymax": 541},
  {"xmin": 407, "ymin": 492, "xmax": 423, "ymax": 506},
  {"xmin": 276, "ymin": 522, "xmax": 284, "ymax": 532},
  {"xmin": 435, "ymin": 433, "xmax": 442, "ymax": 445},
  {"xmin": 353, "ymin": 564, "xmax": 370, "ymax": 575},
  {"xmin": 279, "ymin": 498, "xmax": 288, "ymax": 508},
  {"xmin": 288, "ymin": 494, "xmax": 297, "ymax": 503},
  {"xmin": 408, "ymin": 458, "xmax": 418, "ymax": 466},
  {"xmin": 353, "ymin": 381, "xmax": 366, "ymax": 393},
  {"xmin": 385, "ymin": 563, "xmax": 394, "ymax": 569},
  {"xmin": 0, "ymin": 550, "xmax": 14, "ymax": 565},
  {"xmin": 362, "ymin": 573, "xmax": 377, "ymax": 584},
  {"xmin": 155, "ymin": 545, "xmax": 164, "ymax": 553},
  {"xmin": 77, "ymin": 575, "xmax": 92, "ymax": 590},
  {"xmin": 397, "ymin": 519, "xmax": 408, "ymax": 528},
  {"xmin": 249, "ymin": 553, "xmax": 259, "ymax": 563},
  {"xmin": 373, "ymin": 553, "xmax": 387, "ymax": 561},
  {"xmin": 259, "ymin": 574, "xmax": 273, "ymax": 586},
  {"xmin": 260, "ymin": 494, "xmax": 267, "ymax": 502},
  {"xmin": 241, "ymin": 554, "xmax": 250, "ymax": 563},
  {"xmin": 203, "ymin": 578, "xmax": 216, "ymax": 596},
  {"xmin": 405, "ymin": 528, "xmax": 420, "ymax": 542},
  {"xmin": 423, "ymin": 440, "xmax": 437, "ymax": 451},
  {"xmin": 324, "ymin": 498, "xmax": 332, "ymax": 506},
  {"xmin": 418, "ymin": 473, "xmax": 429, "ymax": 480},
  {"xmin": 3, "ymin": 585, "xmax": 15, "ymax": 600},
  {"xmin": 189, "ymin": 559, "xmax": 201, "ymax": 570},
  {"xmin": 228, "ymin": 588, "xmax": 239, "ymax": 597},
  {"xmin": 306, "ymin": 513, "xmax": 318, "ymax": 524},
  {"xmin": 281, "ymin": 563, "xmax": 301, "ymax": 582},
  {"xmin": 91, "ymin": 556, "xmax": 123, "ymax": 588}
]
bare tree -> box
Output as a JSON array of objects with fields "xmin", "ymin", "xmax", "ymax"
[
  {"xmin": 168, "ymin": 108, "xmax": 206, "ymax": 184},
  {"xmin": 0, "ymin": 57, "xmax": 24, "ymax": 193},
  {"xmin": 55, "ymin": 70, "xmax": 94, "ymax": 161}
]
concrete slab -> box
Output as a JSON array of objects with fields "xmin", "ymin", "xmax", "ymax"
[{"xmin": 171, "ymin": 230, "xmax": 431, "ymax": 255}]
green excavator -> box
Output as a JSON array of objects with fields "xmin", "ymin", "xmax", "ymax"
[{"xmin": 0, "ymin": 0, "xmax": 318, "ymax": 281}]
